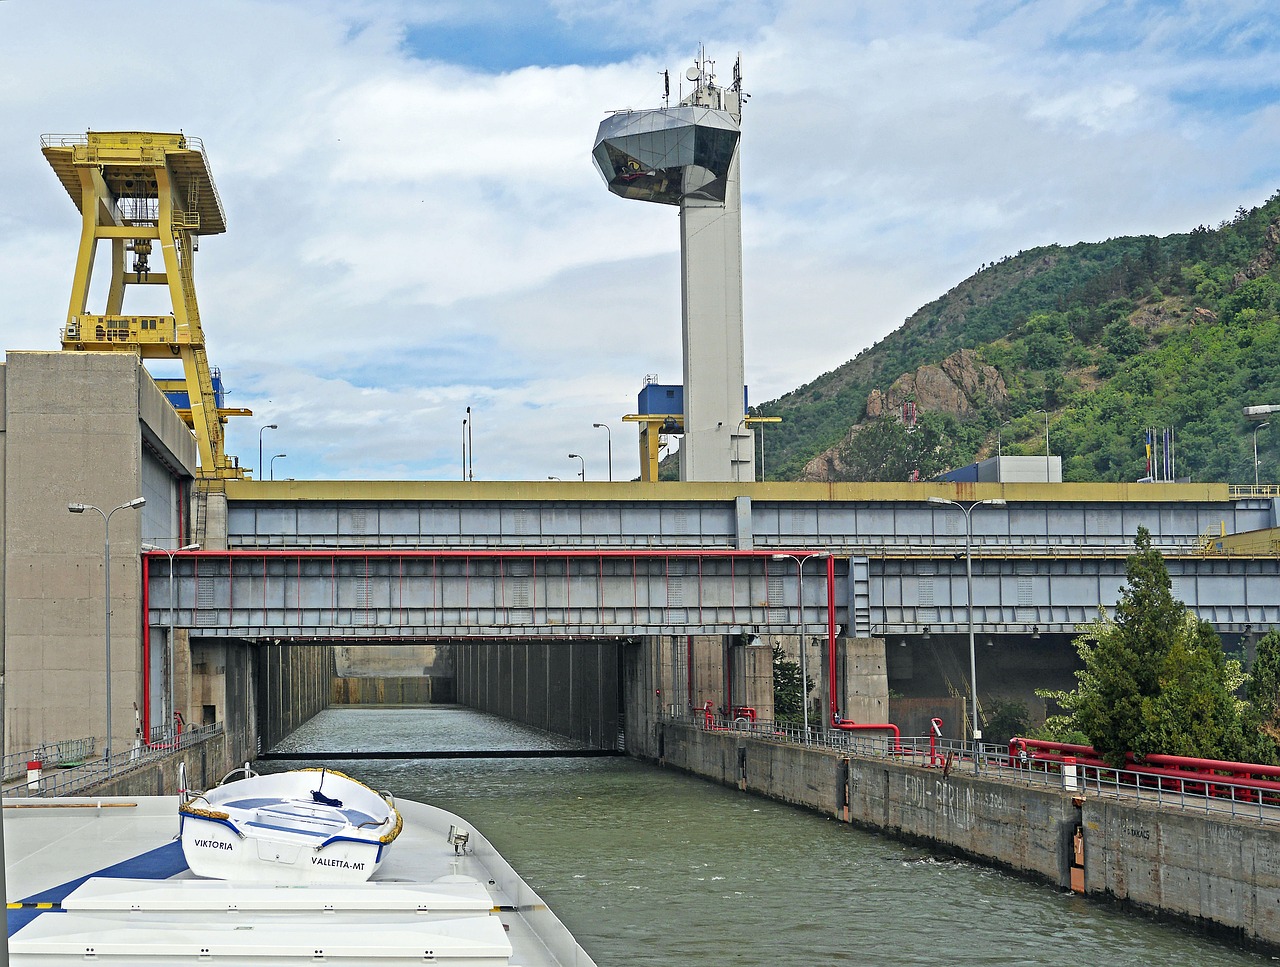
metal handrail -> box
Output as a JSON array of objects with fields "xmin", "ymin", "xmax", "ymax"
[
  {"xmin": 6, "ymin": 724, "xmax": 223, "ymax": 798},
  {"xmin": 2, "ymin": 736, "xmax": 97, "ymax": 782},
  {"xmin": 679, "ymin": 708, "xmax": 1280, "ymax": 825}
]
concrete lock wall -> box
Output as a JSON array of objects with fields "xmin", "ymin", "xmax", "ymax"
[
  {"xmin": 620, "ymin": 641, "xmax": 1280, "ymax": 948},
  {"xmin": 645, "ymin": 721, "xmax": 1280, "ymax": 950},
  {"xmin": 456, "ymin": 640, "xmax": 620, "ymax": 749},
  {"xmin": 253, "ymin": 641, "xmax": 333, "ymax": 754},
  {"xmin": 2, "ymin": 352, "xmax": 196, "ymax": 757},
  {"xmin": 332, "ymin": 677, "xmax": 446, "ymax": 705},
  {"xmin": 1083, "ymin": 798, "xmax": 1280, "ymax": 945},
  {"xmin": 81, "ymin": 729, "xmax": 246, "ymax": 798},
  {"xmin": 331, "ymin": 643, "xmax": 453, "ymax": 705}
]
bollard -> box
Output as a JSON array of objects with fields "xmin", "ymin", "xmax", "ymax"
[
  {"xmin": 26, "ymin": 760, "xmax": 43, "ymax": 790},
  {"xmin": 1062, "ymin": 755, "xmax": 1078, "ymax": 791}
]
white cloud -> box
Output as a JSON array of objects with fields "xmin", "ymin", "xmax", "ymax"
[{"xmin": 2, "ymin": 0, "xmax": 1278, "ymax": 481}]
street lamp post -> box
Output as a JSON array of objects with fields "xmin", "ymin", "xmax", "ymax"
[
  {"xmin": 592, "ymin": 423, "xmax": 613, "ymax": 481},
  {"xmin": 1254, "ymin": 422, "xmax": 1271, "ymax": 488},
  {"xmin": 466, "ymin": 406, "xmax": 474, "ymax": 481},
  {"xmin": 771, "ymin": 552, "xmax": 829, "ymax": 742},
  {"xmin": 68, "ymin": 496, "xmax": 146, "ymax": 772},
  {"xmin": 141, "ymin": 541, "xmax": 199, "ymax": 740},
  {"xmin": 927, "ymin": 496, "xmax": 1006, "ymax": 772},
  {"xmin": 258, "ymin": 423, "xmax": 278, "ymax": 479},
  {"xmin": 568, "ymin": 453, "xmax": 585, "ymax": 481},
  {"xmin": 270, "ymin": 453, "xmax": 287, "ymax": 480}
]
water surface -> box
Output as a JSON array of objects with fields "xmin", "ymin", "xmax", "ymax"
[{"xmin": 263, "ymin": 707, "xmax": 1268, "ymax": 966}]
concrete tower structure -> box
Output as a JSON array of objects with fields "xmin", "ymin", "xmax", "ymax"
[{"xmin": 593, "ymin": 53, "xmax": 754, "ymax": 482}]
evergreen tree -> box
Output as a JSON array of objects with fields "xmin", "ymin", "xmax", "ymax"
[
  {"xmin": 1242, "ymin": 630, "xmax": 1280, "ymax": 764},
  {"xmin": 1071, "ymin": 528, "xmax": 1176, "ymax": 764},
  {"xmin": 1141, "ymin": 613, "xmax": 1246, "ymax": 761},
  {"xmin": 772, "ymin": 643, "xmax": 811, "ymax": 725},
  {"xmin": 1062, "ymin": 527, "xmax": 1249, "ymax": 766}
]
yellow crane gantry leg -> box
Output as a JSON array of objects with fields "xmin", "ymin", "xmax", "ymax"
[{"xmin": 43, "ymin": 131, "xmax": 249, "ymax": 479}]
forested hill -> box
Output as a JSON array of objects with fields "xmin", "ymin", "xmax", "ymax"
[{"xmin": 754, "ymin": 190, "xmax": 1280, "ymax": 484}]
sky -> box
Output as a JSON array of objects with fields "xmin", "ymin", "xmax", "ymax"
[{"xmin": 2, "ymin": 1, "xmax": 1279, "ymax": 482}]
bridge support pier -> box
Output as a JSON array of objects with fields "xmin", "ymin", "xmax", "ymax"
[
  {"xmin": 724, "ymin": 635, "xmax": 773, "ymax": 723},
  {"xmin": 823, "ymin": 635, "xmax": 888, "ymax": 727}
]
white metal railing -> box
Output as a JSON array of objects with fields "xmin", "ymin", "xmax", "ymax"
[
  {"xmin": 678, "ymin": 709, "xmax": 1280, "ymax": 826},
  {"xmin": 5, "ymin": 724, "xmax": 223, "ymax": 798}
]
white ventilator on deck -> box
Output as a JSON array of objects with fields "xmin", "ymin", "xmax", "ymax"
[{"xmin": 593, "ymin": 52, "xmax": 755, "ymax": 482}]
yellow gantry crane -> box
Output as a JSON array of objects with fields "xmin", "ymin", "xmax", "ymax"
[{"xmin": 43, "ymin": 130, "xmax": 250, "ymax": 479}]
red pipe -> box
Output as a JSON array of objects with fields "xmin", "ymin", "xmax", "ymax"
[
  {"xmin": 141, "ymin": 551, "xmax": 151, "ymax": 744},
  {"xmin": 827, "ymin": 556, "xmax": 838, "ymax": 724},
  {"xmin": 179, "ymin": 548, "xmax": 851, "ymax": 560},
  {"xmin": 1015, "ymin": 737, "xmax": 1280, "ymax": 787},
  {"xmin": 1140, "ymin": 751, "xmax": 1280, "ymax": 779},
  {"xmin": 823, "ymin": 553, "xmax": 902, "ymax": 749},
  {"xmin": 1028, "ymin": 749, "xmax": 1280, "ymax": 796}
]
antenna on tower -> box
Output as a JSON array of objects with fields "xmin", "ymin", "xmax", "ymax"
[{"xmin": 661, "ymin": 69, "xmax": 670, "ymax": 106}]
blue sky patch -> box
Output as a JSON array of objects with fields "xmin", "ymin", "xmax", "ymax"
[
  {"xmin": 1169, "ymin": 83, "xmax": 1280, "ymax": 118},
  {"xmin": 405, "ymin": 12, "xmax": 637, "ymax": 72}
]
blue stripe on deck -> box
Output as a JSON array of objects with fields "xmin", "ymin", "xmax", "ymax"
[{"xmin": 8, "ymin": 840, "xmax": 189, "ymax": 937}]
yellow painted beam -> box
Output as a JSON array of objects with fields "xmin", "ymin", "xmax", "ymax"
[
  {"xmin": 225, "ymin": 478, "xmax": 1234, "ymax": 504},
  {"xmin": 93, "ymin": 226, "xmax": 161, "ymax": 239}
]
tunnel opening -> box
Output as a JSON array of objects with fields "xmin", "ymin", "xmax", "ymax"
[{"xmin": 243, "ymin": 636, "xmax": 625, "ymax": 757}]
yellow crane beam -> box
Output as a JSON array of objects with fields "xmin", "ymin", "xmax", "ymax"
[{"xmin": 43, "ymin": 131, "xmax": 246, "ymax": 479}]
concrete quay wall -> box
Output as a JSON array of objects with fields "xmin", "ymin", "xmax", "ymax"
[
  {"xmin": 80, "ymin": 729, "xmax": 247, "ymax": 798},
  {"xmin": 653, "ymin": 721, "xmax": 1280, "ymax": 950},
  {"xmin": 1084, "ymin": 798, "xmax": 1280, "ymax": 946}
]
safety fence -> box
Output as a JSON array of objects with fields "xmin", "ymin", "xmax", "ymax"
[
  {"xmin": 2, "ymin": 737, "xmax": 97, "ymax": 783},
  {"xmin": 4, "ymin": 724, "xmax": 223, "ymax": 798},
  {"xmin": 686, "ymin": 709, "xmax": 1280, "ymax": 826}
]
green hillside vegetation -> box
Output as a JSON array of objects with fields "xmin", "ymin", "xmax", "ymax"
[{"xmin": 757, "ymin": 191, "xmax": 1280, "ymax": 483}]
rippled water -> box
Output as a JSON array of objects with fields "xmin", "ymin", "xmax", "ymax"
[{"xmin": 262, "ymin": 707, "xmax": 1268, "ymax": 966}]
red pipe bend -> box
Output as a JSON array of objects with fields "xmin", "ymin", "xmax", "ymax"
[{"xmin": 833, "ymin": 720, "xmax": 902, "ymax": 751}]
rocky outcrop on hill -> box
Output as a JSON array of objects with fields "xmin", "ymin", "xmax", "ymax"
[
  {"xmin": 866, "ymin": 348, "xmax": 1006, "ymax": 421},
  {"xmin": 800, "ymin": 348, "xmax": 1007, "ymax": 481},
  {"xmin": 1232, "ymin": 217, "xmax": 1280, "ymax": 288}
]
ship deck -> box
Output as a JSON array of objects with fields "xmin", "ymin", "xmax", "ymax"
[{"xmin": 5, "ymin": 795, "xmax": 595, "ymax": 965}]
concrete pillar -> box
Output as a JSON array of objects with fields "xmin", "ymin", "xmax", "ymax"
[
  {"xmin": 190, "ymin": 640, "xmax": 228, "ymax": 728},
  {"xmin": 196, "ymin": 488, "xmax": 229, "ymax": 550},
  {"xmin": 830, "ymin": 636, "xmax": 888, "ymax": 725},
  {"xmin": 690, "ymin": 634, "xmax": 725, "ymax": 711},
  {"xmin": 678, "ymin": 152, "xmax": 754, "ymax": 482},
  {"xmin": 174, "ymin": 627, "xmax": 193, "ymax": 728},
  {"xmin": 727, "ymin": 636, "xmax": 774, "ymax": 722}
]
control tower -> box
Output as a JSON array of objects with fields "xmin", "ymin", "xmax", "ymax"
[{"xmin": 592, "ymin": 53, "xmax": 754, "ymax": 482}]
